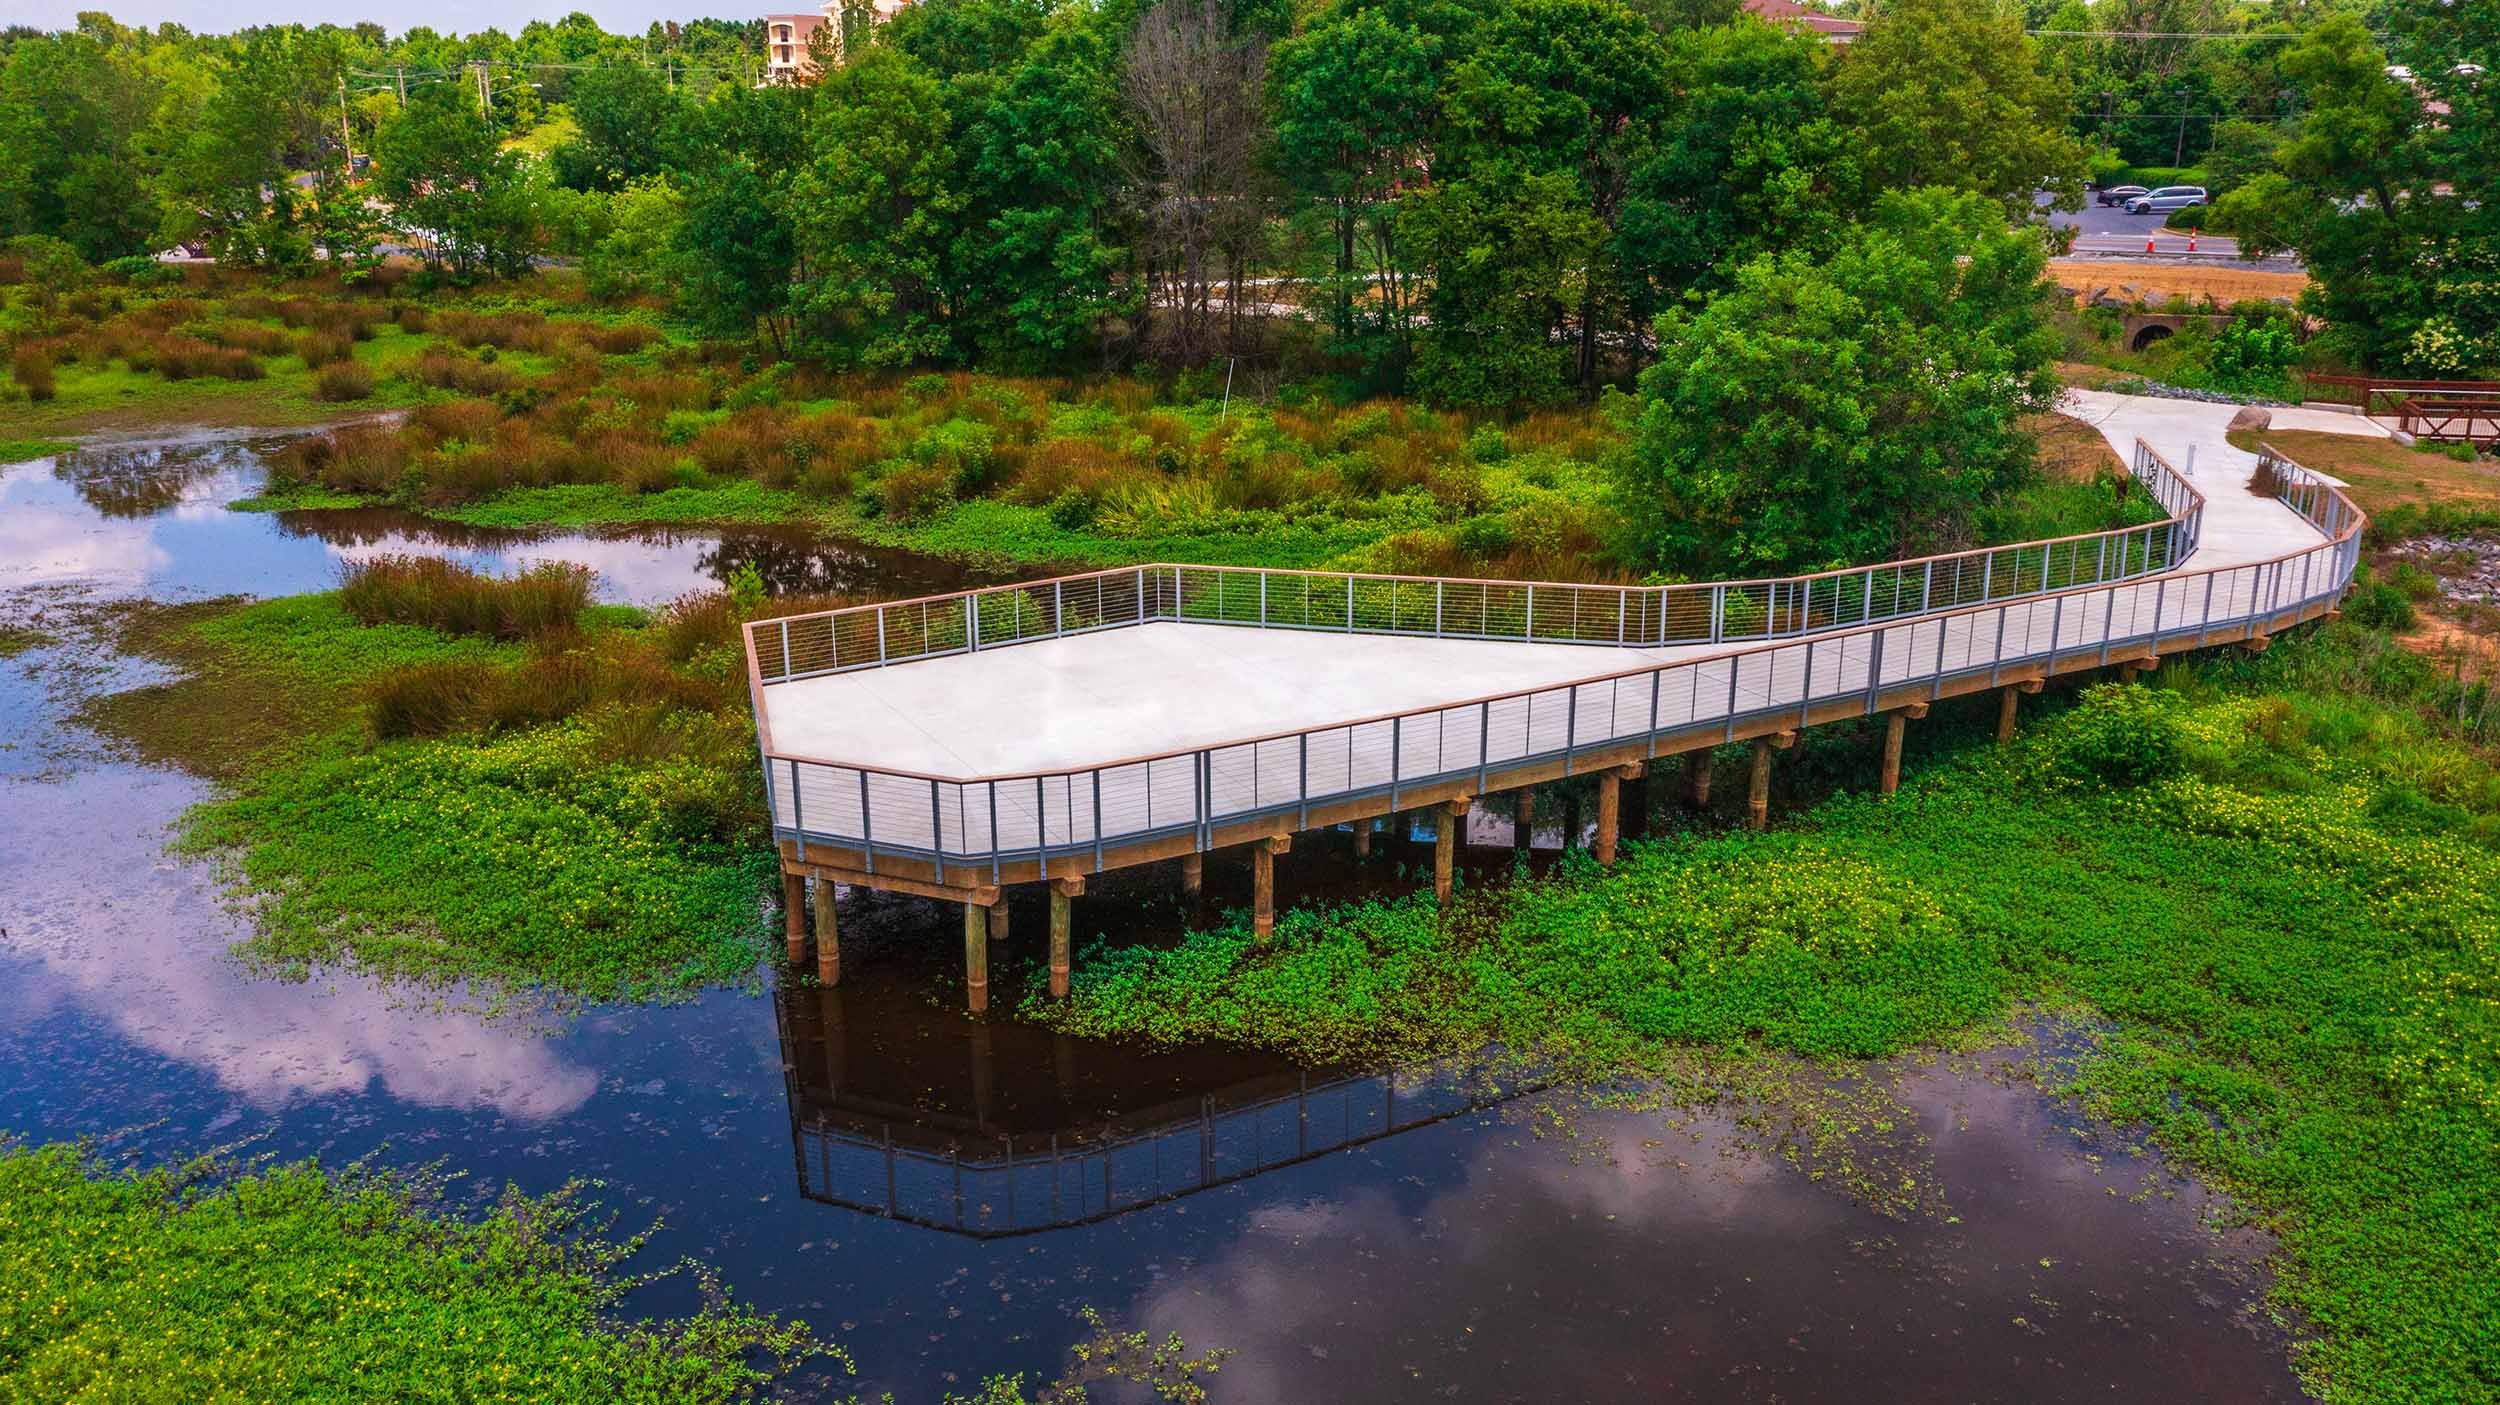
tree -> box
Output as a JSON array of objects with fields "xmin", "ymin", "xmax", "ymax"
[
  {"xmin": 673, "ymin": 82, "xmax": 813, "ymax": 355},
  {"xmin": 155, "ymin": 27, "xmax": 359, "ymax": 270},
  {"xmin": 1270, "ymin": 10, "xmax": 1439, "ymax": 358},
  {"xmin": 1826, "ymin": 0, "xmax": 2087, "ymax": 220},
  {"xmin": 1618, "ymin": 188, "xmax": 2062, "ymax": 574},
  {"xmin": 1123, "ymin": 0, "xmax": 1271, "ymax": 362},
  {"xmin": 1441, "ymin": 0, "xmax": 1668, "ymax": 396},
  {"xmin": 0, "ymin": 33, "xmax": 161, "ymax": 261},
  {"xmin": 792, "ymin": 46, "xmax": 959, "ymax": 367},
  {"xmin": 551, "ymin": 63, "xmax": 686, "ymax": 192},
  {"xmin": 373, "ymin": 82, "xmax": 542, "ymax": 279},
  {"xmin": 1618, "ymin": 16, "xmax": 1855, "ymax": 312},
  {"xmin": 1405, "ymin": 170, "xmax": 1603, "ymax": 410},
  {"xmin": 945, "ymin": 25, "xmax": 1132, "ymax": 368}
]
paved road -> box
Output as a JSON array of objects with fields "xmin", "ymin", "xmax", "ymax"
[{"xmin": 2036, "ymin": 192, "xmax": 2303, "ymax": 270}]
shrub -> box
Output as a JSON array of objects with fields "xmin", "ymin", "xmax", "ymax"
[
  {"xmin": 1466, "ymin": 425, "xmax": 1510, "ymax": 463},
  {"xmin": 313, "ymin": 361, "xmax": 375, "ymax": 402},
  {"xmin": 2049, "ymin": 683, "xmax": 2183, "ymax": 786},
  {"xmin": 2346, "ymin": 580, "xmax": 2417, "ymax": 632},
  {"xmin": 406, "ymin": 349, "xmax": 518, "ymax": 396},
  {"xmin": 297, "ymin": 330, "xmax": 354, "ymax": 368},
  {"xmin": 867, "ymin": 462, "xmax": 956, "ymax": 523},
  {"xmin": 202, "ymin": 320, "xmax": 293, "ymax": 356},
  {"xmin": 10, "ymin": 345, "xmax": 55, "ymax": 403},
  {"xmin": 339, "ymin": 557, "xmax": 591, "ymax": 640}
]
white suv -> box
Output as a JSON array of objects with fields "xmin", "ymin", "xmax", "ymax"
[{"xmin": 2125, "ymin": 186, "xmax": 2209, "ymax": 214}]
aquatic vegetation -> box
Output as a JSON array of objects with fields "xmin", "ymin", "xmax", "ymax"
[
  {"xmin": 1034, "ymin": 630, "xmax": 2500, "ymax": 1402},
  {"xmin": 0, "ymin": 1141, "xmax": 829, "ymax": 1402},
  {"xmin": 337, "ymin": 555, "xmax": 592, "ymax": 641}
]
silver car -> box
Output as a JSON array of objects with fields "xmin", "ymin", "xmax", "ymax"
[{"xmin": 2125, "ymin": 186, "xmax": 2209, "ymax": 214}]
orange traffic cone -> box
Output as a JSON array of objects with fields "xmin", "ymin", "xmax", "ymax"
[
  {"xmin": 2188, "ymin": 232, "xmax": 2199, "ymax": 253},
  {"xmin": 2146, "ymin": 233, "xmax": 2157, "ymax": 254}
]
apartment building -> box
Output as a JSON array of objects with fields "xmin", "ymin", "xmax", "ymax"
[{"xmin": 762, "ymin": 0, "xmax": 916, "ymax": 83}]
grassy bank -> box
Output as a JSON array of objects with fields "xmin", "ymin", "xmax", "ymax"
[
  {"xmin": 81, "ymin": 564, "xmax": 820, "ymax": 1004},
  {"xmin": 0, "ymin": 1142, "xmax": 825, "ymax": 1402},
  {"xmin": 1028, "ymin": 623, "xmax": 2499, "ymax": 1403}
]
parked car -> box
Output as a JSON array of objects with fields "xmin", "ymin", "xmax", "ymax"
[
  {"xmin": 2125, "ymin": 186, "xmax": 2209, "ymax": 214},
  {"xmin": 2096, "ymin": 184, "xmax": 2149, "ymax": 208}
]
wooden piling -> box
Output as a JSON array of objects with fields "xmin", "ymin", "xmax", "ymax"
[
  {"xmin": 1880, "ymin": 702, "xmax": 1926, "ymax": 798},
  {"xmin": 1594, "ymin": 763, "xmax": 1640, "ymax": 865},
  {"xmin": 1181, "ymin": 851, "xmax": 1203, "ymax": 897},
  {"xmin": 1048, "ymin": 876, "xmax": 1079, "ymax": 999},
  {"xmin": 1353, "ymin": 820, "xmax": 1372, "ymax": 858},
  {"xmin": 782, "ymin": 870, "xmax": 807, "ymax": 964},
  {"xmin": 1997, "ymin": 685, "xmax": 2021, "ymax": 744},
  {"xmin": 1748, "ymin": 732, "xmax": 1792, "ymax": 831},
  {"xmin": 1684, "ymin": 749, "xmax": 1712, "ymax": 808},
  {"xmin": 1252, "ymin": 835, "xmax": 1289, "ymax": 940},
  {"xmin": 963, "ymin": 901, "xmax": 989, "ymax": 1014},
  {"xmin": 1435, "ymin": 797, "xmax": 1470, "ymax": 903},
  {"xmin": 988, "ymin": 894, "xmax": 1010, "ymax": 946},
  {"xmin": 813, "ymin": 876, "xmax": 839, "ymax": 987},
  {"xmin": 1513, "ymin": 787, "xmax": 1533, "ymax": 856}
]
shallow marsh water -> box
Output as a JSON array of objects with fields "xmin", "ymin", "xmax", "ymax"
[{"xmin": 0, "ymin": 430, "xmax": 2303, "ymax": 1400}]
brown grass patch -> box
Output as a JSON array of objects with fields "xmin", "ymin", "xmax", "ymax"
[
  {"xmin": 2232, "ymin": 428, "xmax": 2500, "ymax": 517},
  {"xmin": 2027, "ymin": 412, "xmax": 2127, "ymax": 484},
  {"xmin": 2050, "ymin": 259, "xmax": 2308, "ymax": 308}
]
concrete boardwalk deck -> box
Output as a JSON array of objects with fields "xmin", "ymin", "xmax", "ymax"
[{"xmin": 750, "ymin": 393, "xmax": 2371, "ymax": 889}]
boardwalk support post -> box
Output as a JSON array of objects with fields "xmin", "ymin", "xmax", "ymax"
[
  {"xmin": 1880, "ymin": 702, "xmax": 1928, "ymax": 797},
  {"xmin": 988, "ymin": 893, "xmax": 1010, "ymax": 947},
  {"xmin": 1181, "ymin": 851, "xmax": 1203, "ymax": 898},
  {"xmin": 1997, "ymin": 678, "xmax": 2044, "ymax": 745},
  {"xmin": 1048, "ymin": 876, "xmax": 1081, "ymax": 1000},
  {"xmin": 1353, "ymin": 819, "xmax": 1371, "ymax": 858},
  {"xmin": 1435, "ymin": 797, "xmax": 1471, "ymax": 903},
  {"xmin": 1513, "ymin": 787, "xmax": 1533, "ymax": 858},
  {"xmin": 1252, "ymin": 835, "xmax": 1290, "ymax": 940},
  {"xmin": 1595, "ymin": 763, "xmax": 1641, "ymax": 865},
  {"xmin": 1748, "ymin": 733, "xmax": 1794, "ymax": 831},
  {"xmin": 783, "ymin": 870, "xmax": 807, "ymax": 964},
  {"xmin": 1683, "ymin": 749, "xmax": 1712, "ymax": 809},
  {"xmin": 963, "ymin": 901, "xmax": 990, "ymax": 1013},
  {"xmin": 814, "ymin": 877, "xmax": 839, "ymax": 987}
]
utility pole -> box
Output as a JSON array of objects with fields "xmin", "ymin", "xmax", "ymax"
[
  {"xmin": 2174, "ymin": 88, "xmax": 2191, "ymax": 168},
  {"xmin": 395, "ymin": 65, "xmax": 407, "ymax": 105},
  {"xmin": 338, "ymin": 77, "xmax": 354, "ymax": 176}
]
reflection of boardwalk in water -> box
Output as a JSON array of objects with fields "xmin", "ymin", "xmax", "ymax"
[{"xmin": 776, "ymin": 986, "xmax": 1537, "ymax": 1238}]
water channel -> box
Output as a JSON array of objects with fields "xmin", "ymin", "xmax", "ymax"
[{"xmin": 0, "ymin": 428, "xmax": 2303, "ymax": 1400}]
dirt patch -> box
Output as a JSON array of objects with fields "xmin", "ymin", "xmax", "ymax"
[
  {"xmin": 2050, "ymin": 259, "xmax": 2309, "ymax": 307},
  {"xmin": 2231, "ymin": 428, "xmax": 2500, "ymax": 517},
  {"xmin": 74, "ymin": 600, "xmax": 357, "ymax": 783},
  {"xmin": 2026, "ymin": 411, "xmax": 2126, "ymax": 483}
]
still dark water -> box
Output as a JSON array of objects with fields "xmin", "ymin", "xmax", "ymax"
[{"xmin": 0, "ymin": 430, "xmax": 2303, "ymax": 1401}]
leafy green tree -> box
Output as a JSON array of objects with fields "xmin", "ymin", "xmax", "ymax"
[
  {"xmin": 1406, "ymin": 169, "xmax": 1604, "ymax": 409},
  {"xmin": 945, "ymin": 25, "xmax": 1131, "ymax": 368},
  {"xmin": 1444, "ymin": 0, "xmax": 1666, "ymax": 396},
  {"xmin": 1270, "ymin": 9, "xmax": 1440, "ymax": 361},
  {"xmin": 155, "ymin": 27, "xmax": 359, "ymax": 270},
  {"xmin": 0, "ymin": 33, "xmax": 161, "ymax": 261},
  {"xmin": 672, "ymin": 83, "xmax": 813, "ymax": 355},
  {"xmin": 2216, "ymin": 8, "xmax": 2497, "ymax": 374},
  {"xmin": 1618, "ymin": 16, "xmax": 1855, "ymax": 311},
  {"xmin": 550, "ymin": 63, "xmax": 686, "ymax": 192},
  {"xmin": 792, "ymin": 46, "xmax": 960, "ymax": 367},
  {"xmin": 1618, "ymin": 188, "xmax": 2062, "ymax": 574},
  {"xmin": 373, "ymin": 82, "xmax": 542, "ymax": 279},
  {"xmin": 1826, "ymin": 0, "xmax": 2087, "ymax": 220},
  {"xmin": 580, "ymin": 177, "xmax": 687, "ymax": 300}
]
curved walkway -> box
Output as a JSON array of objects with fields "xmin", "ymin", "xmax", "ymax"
[{"xmin": 745, "ymin": 392, "xmax": 2370, "ymax": 889}]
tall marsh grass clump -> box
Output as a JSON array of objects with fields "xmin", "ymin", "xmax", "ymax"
[
  {"xmin": 8, "ymin": 344, "xmax": 54, "ymax": 402},
  {"xmin": 338, "ymin": 556, "xmax": 591, "ymax": 640}
]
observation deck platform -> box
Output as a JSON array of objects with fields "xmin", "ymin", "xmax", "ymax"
[{"xmin": 746, "ymin": 392, "xmax": 2376, "ymax": 1009}]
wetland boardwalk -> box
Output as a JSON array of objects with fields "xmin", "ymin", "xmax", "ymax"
[{"xmin": 745, "ymin": 394, "xmax": 2372, "ymax": 1009}]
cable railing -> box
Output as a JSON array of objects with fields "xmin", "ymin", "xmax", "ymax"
[
  {"xmin": 755, "ymin": 440, "xmax": 2360, "ymax": 878},
  {"xmin": 746, "ymin": 440, "xmax": 2201, "ymax": 684}
]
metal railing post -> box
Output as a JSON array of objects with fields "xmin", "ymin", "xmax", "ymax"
[{"xmin": 790, "ymin": 759, "xmax": 807, "ymax": 860}]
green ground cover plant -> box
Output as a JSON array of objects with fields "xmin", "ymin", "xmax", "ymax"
[
  {"xmin": 1028, "ymin": 623, "xmax": 2500, "ymax": 1402},
  {"xmin": 0, "ymin": 1142, "xmax": 827, "ymax": 1402}
]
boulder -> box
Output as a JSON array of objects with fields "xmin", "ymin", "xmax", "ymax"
[
  {"xmin": 2227, "ymin": 406, "xmax": 2272, "ymax": 434},
  {"xmin": 2393, "ymin": 430, "xmax": 2418, "ymax": 448}
]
